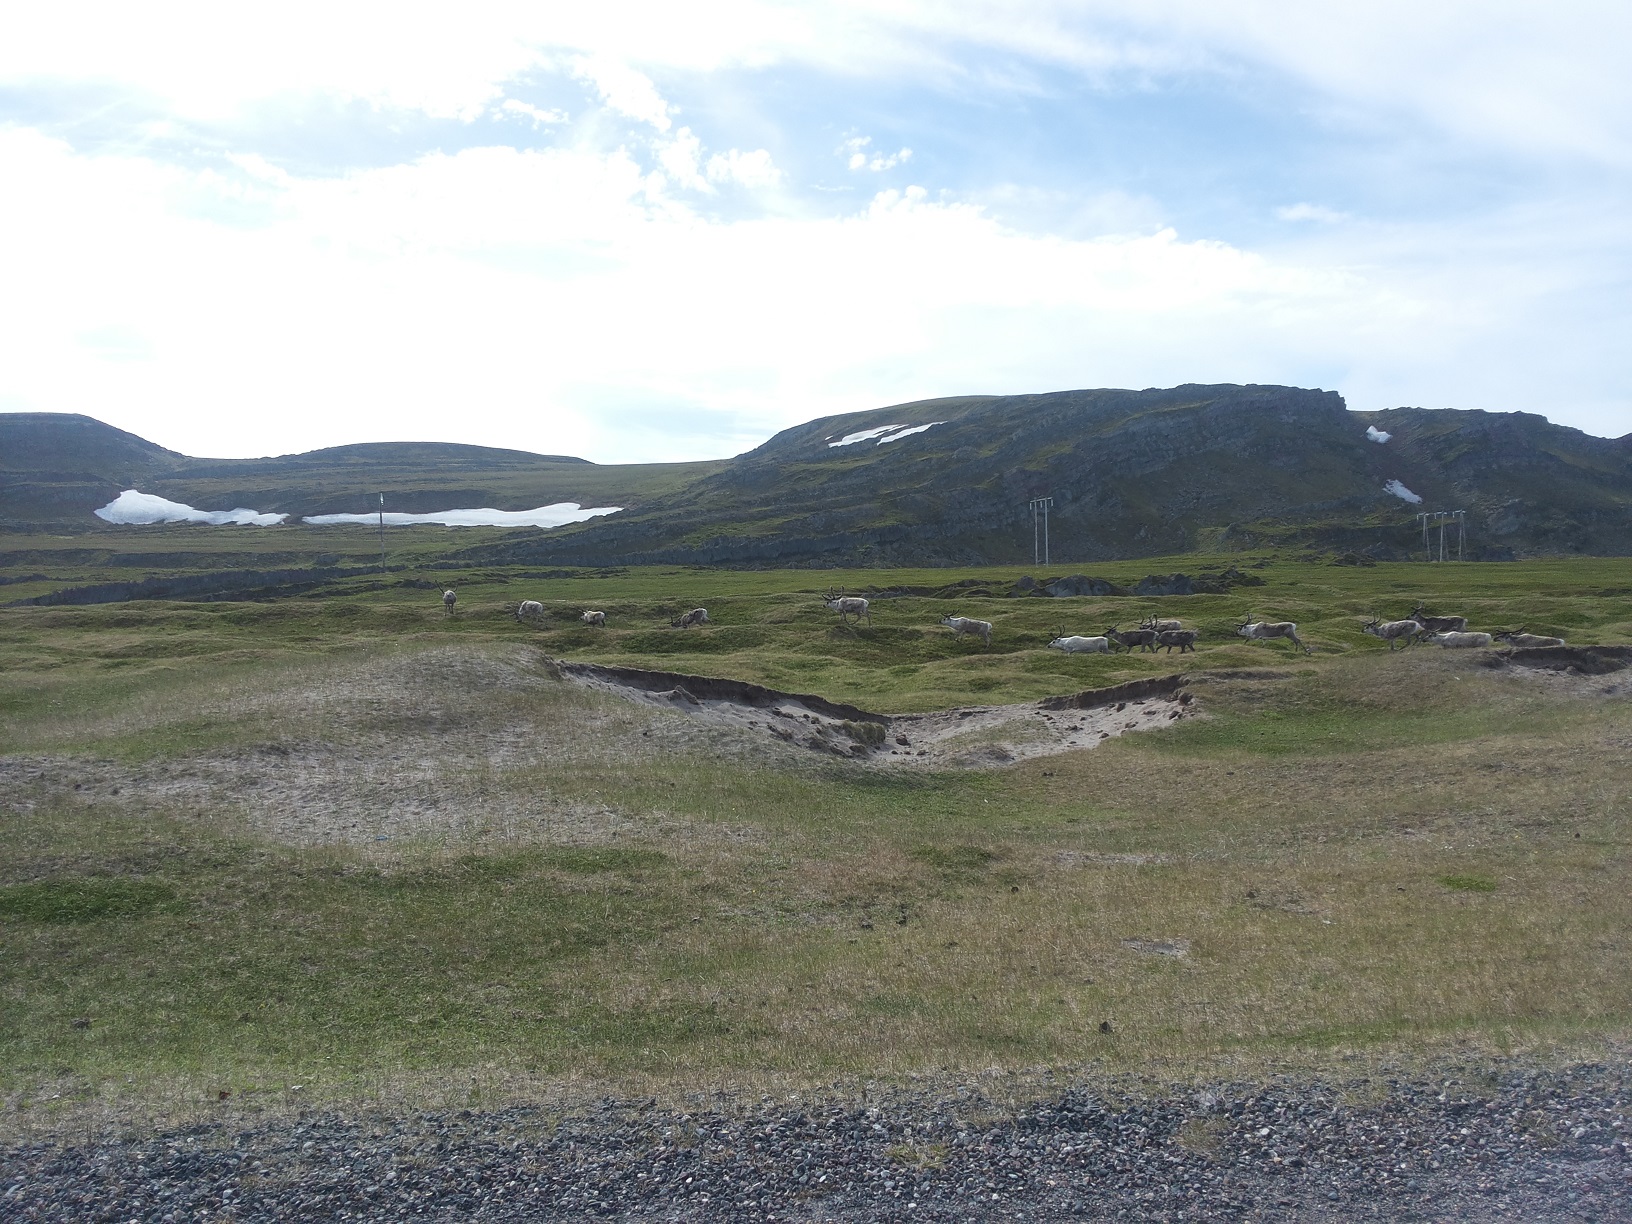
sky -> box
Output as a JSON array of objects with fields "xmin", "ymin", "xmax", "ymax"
[{"xmin": 1, "ymin": 1, "xmax": 1628, "ymax": 463}]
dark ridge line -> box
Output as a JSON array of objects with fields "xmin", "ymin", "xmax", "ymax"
[
  {"xmin": 1488, "ymin": 644, "xmax": 1632, "ymax": 674},
  {"xmin": 555, "ymin": 658, "xmax": 1191, "ymax": 723},
  {"xmin": 2, "ymin": 565, "xmax": 619, "ymax": 607},
  {"xmin": 1038, "ymin": 673, "xmax": 1190, "ymax": 710},
  {"xmin": 554, "ymin": 659, "xmax": 889, "ymax": 725}
]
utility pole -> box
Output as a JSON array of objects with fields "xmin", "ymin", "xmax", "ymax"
[
  {"xmin": 1416, "ymin": 509, "xmax": 1466, "ymax": 561},
  {"xmin": 1029, "ymin": 497, "xmax": 1054, "ymax": 566}
]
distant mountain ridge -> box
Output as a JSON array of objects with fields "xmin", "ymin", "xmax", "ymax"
[
  {"xmin": 0, "ymin": 413, "xmax": 719, "ymax": 526},
  {"xmin": 4, "ymin": 387, "xmax": 1629, "ymax": 561}
]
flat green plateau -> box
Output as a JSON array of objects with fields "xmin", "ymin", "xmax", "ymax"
[{"xmin": 1, "ymin": 544, "xmax": 1629, "ymax": 1130}]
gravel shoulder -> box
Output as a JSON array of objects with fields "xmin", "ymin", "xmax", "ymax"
[{"xmin": 4, "ymin": 1063, "xmax": 1627, "ymax": 1222}]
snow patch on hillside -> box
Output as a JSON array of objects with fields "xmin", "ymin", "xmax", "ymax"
[
  {"xmin": 93, "ymin": 490, "xmax": 621, "ymax": 529},
  {"xmin": 1367, "ymin": 425, "xmax": 1391, "ymax": 443},
  {"xmin": 95, "ymin": 490, "xmax": 287, "ymax": 526},
  {"xmin": 1384, "ymin": 479, "xmax": 1422, "ymax": 504},
  {"xmin": 303, "ymin": 503, "xmax": 621, "ymax": 528},
  {"xmin": 878, "ymin": 422, "xmax": 943, "ymax": 445},
  {"xmin": 828, "ymin": 421, "xmax": 944, "ymax": 448}
]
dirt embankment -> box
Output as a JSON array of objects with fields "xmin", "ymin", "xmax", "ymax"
[
  {"xmin": 558, "ymin": 659, "xmax": 1196, "ymax": 769},
  {"xmin": 1, "ymin": 648, "xmax": 1198, "ymax": 852},
  {"xmin": 1489, "ymin": 644, "xmax": 1632, "ymax": 675}
]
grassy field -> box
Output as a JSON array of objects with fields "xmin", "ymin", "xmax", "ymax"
[{"xmin": 1, "ymin": 546, "xmax": 1630, "ymax": 1130}]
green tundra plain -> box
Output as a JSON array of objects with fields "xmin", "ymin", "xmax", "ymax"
[{"xmin": 1, "ymin": 527, "xmax": 1629, "ymax": 1132}]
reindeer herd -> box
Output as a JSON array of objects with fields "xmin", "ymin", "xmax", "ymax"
[
  {"xmin": 1359, "ymin": 601, "xmax": 1563, "ymax": 651},
  {"xmin": 440, "ymin": 587, "xmax": 1561, "ymax": 658}
]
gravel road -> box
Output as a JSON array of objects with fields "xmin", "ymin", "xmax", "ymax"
[{"xmin": 4, "ymin": 1063, "xmax": 1627, "ymax": 1221}]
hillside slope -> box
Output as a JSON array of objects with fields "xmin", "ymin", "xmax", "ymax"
[
  {"xmin": 475, "ymin": 385, "xmax": 1632, "ymax": 566},
  {"xmin": 6, "ymin": 387, "xmax": 1628, "ymax": 562},
  {"xmin": 0, "ymin": 415, "xmax": 722, "ymax": 526}
]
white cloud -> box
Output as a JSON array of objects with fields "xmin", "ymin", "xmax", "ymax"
[
  {"xmin": 499, "ymin": 99, "xmax": 568, "ymax": 127},
  {"xmin": 1, "ymin": 3, "xmax": 1628, "ymax": 459},
  {"xmin": 706, "ymin": 148, "xmax": 781, "ymax": 189},
  {"xmin": 658, "ymin": 127, "xmax": 712, "ymax": 192},
  {"xmin": 843, "ymin": 136, "xmax": 912, "ymax": 172},
  {"xmin": 3, "ymin": 119, "xmax": 1623, "ymax": 462},
  {"xmin": 1277, "ymin": 203, "xmax": 1349, "ymax": 224},
  {"xmin": 570, "ymin": 54, "xmax": 673, "ymax": 130}
]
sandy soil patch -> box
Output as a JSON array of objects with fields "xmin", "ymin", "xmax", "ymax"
[
  {"xmin": 559, "ymin": 659, "xmax": 1198, "ymax": 769},
  {"xmin": 2, "ymin": 647, "xmax": 1199, "ymax": 851}
]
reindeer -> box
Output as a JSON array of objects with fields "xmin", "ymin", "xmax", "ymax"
[
  {"xmin": 1493, "ymin": 628, "xmax": 1565, "ymax": 648},
  {"xmin": 671, "ymin": 608, "xmax": 710, "ymax": 629},
  {"xmin": 940, "ymin": 615, "xmax": 992, "ymax": 647},
  {"xmin": 580, "ymin": 610, "xmax": 607, "ymax": 627},
  {"xmin": 1140, "ymin": 613, "xmax": 1183, "ymax": 633},
  {"xmin": 1362, "ymin": 617, "xmax": 1425, "ymax": 651},
  {"xmin": 1409, "ymin": 603, "xmax": 1468, "ymax": 634},
  {"xmin": 1048, "ymin": 634, "xmax": 1111, "ymax": 654},
  {"xmin": 442, "ymin": 590, "xmax": 457, "ymax": 616},
  {"xmin": 1155, "ymin": 628, "xmax": 1201, "ymax": 654},
  {"xmin": 1237, "ymin": 614, "xmax": 1312, "ymax": 654},
  {"xmin": 823, "ymin": 587, "xmax": 871, "ymax": 625},
  {"xmin": 516, "ymin": 600, "xmax": 545, "ymax": 622},
  {"xmin": 1103, "ymin": 625, "xmax": 1159, "ymax": 653}
]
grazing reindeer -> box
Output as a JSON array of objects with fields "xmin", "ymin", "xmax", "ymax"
[
  {"xmin": 1155, "ymin": 628, "xmax": 1200, "ymax": 654},
  {"xmin": 1426, "ymin": 630, "xmax": 1492, "ymax": 648},
  {"xmin": 1103, "ymin": 625, "xmax": 1159, "ymax": 653},
  {"xmin": 823, "ymin": 587, "xmax": 872, "ymax": 625},
  {"xmin": 1362, "ymin": 617, "xmax": 1425, "ymax": 651},
  {"xmin": 442, "ymin": 589, "xmax": 457, "ymax": 616},
  {"xmin": 516, "ymin": 600, "xmax": 545, "ymax": 622},
  {"xmin": 1237, "ymin": 614, "xmax": 1312, "ymax": 654},
  {"xmin": 1493, "ymin": 628, "xmax": 1565, "ymax": 648},
  {"xmin": 1410, "ymin": 603, "xmax": 1468, "ymax": 634},
  {"xmin": 671, "ymin": 608, "xmax": 710, "ymax": 629},
  {"xmin": 1048, "ymin": 633, "xmax": 1112, "ymax": 654},
  {"xmin": 580, "ymin": 610, "xmax": 607, "ymax": 627},
  {"xmin": 1140, "ymin": 613, "xmax": 1183, "ymax": 633},
  {"xmin": 940, "ymin": 615, "xmax": 992, "ymax": 647}
]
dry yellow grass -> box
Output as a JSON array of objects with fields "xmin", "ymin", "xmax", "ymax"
[{"xmin": 2, "ymin": 594, "xmax": 1629, "ymax": 1132}]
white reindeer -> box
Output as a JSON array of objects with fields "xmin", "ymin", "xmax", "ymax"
[
  {"xmin": 1237, "ymin": 614, "xmax": 1312, "ymax": 654},
  {"xmin": 516, "ymin": 600, "xmax": 544, "ymax": 621},
  {"xmin": 1493, "ymin": 629, "xmax": 1565, "ymax": 648},
  {"xmin": 672, "ymin": 608, "xmax": 710, "ymax": 629},
  {"xmin": 1048, "ymin": 634, "xmax": 1111, "ymax": 654},
  {"xmin": 1140, "ymin": 614, "xmax": 1183, "ymax": 633},
  {"xmin": 581, "ymin": 610, "xmax": 607, "ymax": 627},
  {"xmin": 941, "ymin": 615, "xmax": 992, "ymax": 647},
  {"xmin": 823, "ymin": 588, "xmax": 871, "ymax": 625},
  {"xmin": 1362, "ymin": 617, "xmax": 1424, "ymax": 651},
  {"xmin": 1426, "ymin": 631, "xmax": 1493, "ymax": 648},
  {"xmin": 442, "ymin": 590, "xmax": 457, "ymax": 616}
]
